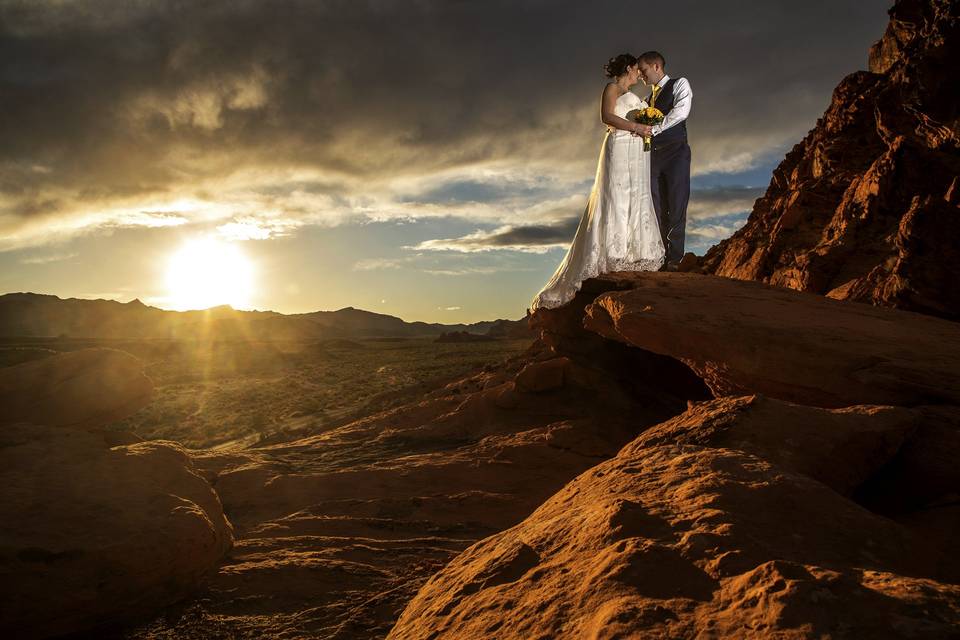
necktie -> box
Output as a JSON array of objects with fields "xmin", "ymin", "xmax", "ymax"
[{"xmin": 650, "ymin": 84, "xmax": 662, "ymax": 107}]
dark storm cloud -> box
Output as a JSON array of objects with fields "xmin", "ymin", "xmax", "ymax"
[
  {"xmin": 479, "ymin": 221, "xmax": 581, "ymax": 246},
  {"xmin": 1, "ymin": 0, "xmax": 890, "ymax": 244}
]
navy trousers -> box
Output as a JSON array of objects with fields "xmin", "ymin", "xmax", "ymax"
[{"xmin": 650, "ymin": 139, "xmax": 691, "ymax": 264}]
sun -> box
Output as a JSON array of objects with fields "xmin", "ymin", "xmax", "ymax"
[{"xmin": 164, "ymin": 236, "xmax": 255, "ymax": 311}]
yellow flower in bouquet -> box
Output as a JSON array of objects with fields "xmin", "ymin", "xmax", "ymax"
[{"xmin": 634, "ymin": 106, "xmax": 665, "ymax": 151}]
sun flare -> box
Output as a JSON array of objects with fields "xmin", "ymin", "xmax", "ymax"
[{"xmin": 164, "ymin": 236, "xmax": 255, "ymax": 311}]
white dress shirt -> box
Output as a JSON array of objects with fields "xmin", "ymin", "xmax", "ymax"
[{"xmin": 650, "ymin": 74, "xmax": 692, "ymax": 137}]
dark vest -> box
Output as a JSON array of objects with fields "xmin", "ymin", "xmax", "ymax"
[{"xmin": 648, "ymin": 77, "xmax": 687, "ymax": 145}]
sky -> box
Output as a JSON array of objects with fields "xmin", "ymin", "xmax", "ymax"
[{"xmin": 0, "ymin": 0, "xmax": 892, "ymax": 323}]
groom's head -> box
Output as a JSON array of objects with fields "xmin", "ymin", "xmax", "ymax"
[{"xmin": 637, "ymin": 51, "xmax": 666, "ymax": 84}]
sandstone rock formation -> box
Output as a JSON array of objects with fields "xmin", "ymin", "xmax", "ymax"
[
  {"xmin": 581, "ymin": 272, "xmax": 960, "ymax": 408},
  {"xmin": 390, "ymin": 395, "xmax": 960, "ymax": 639},
  {"xmin": 0, "ymin": 426, "xmax": 234, "ymax": 639},
  {"xmin": 388, "ymin": 255, "xmax": 960, "ymax": 638},
  {"xmin": 0, "ymin": 349, "xmax": 233, "ymax": 639},
  {"xmin": 701, "ymin": 0, "xmax": 960, "ymax": 321}
]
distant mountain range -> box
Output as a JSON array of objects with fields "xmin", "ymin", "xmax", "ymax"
[{"xmin": 0, "ymin": 293, "xmax": 534, "ymax": 340}]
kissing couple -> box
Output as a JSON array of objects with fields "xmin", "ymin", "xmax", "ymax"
[{"xmin": 531, "ymin": 51, "xmax": 692, "ymax": 311}]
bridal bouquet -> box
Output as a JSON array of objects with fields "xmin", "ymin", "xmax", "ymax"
[{"xmin": 634, "ymin": 107, "xmax": 664, "ymax": 151}]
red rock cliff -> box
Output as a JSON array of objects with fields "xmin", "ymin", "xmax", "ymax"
[{"xmin": 701, "ymin": 0, "xmax": 960, "ymax": 320}]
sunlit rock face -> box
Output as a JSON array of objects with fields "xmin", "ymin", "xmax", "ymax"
[
  {"xmin": 390, "ymin": 395, "xmax": 960, "ymax": 640},
  {"xmin": 701, "ymin": 0, "xmax": 960, "ymax": 321}
]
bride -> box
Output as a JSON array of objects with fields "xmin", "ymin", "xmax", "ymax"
[{"xmin": 530, "ymin": 53, "xmax": 665, "ymax": 311}]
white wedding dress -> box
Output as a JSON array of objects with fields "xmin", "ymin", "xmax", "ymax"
[{"xmin": 531, "ymin": 90, "xmax": 665, "ymax": 311}]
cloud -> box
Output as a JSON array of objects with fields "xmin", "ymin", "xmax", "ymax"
[
  {"xmin": 352, "ymin": 257, "xmax": 414, "ymax": 271},
  {"xmin": 686, "ymin": 211, "xmax": 754, "ymax": 254},
  {"xmin": 0, "ymin": 198, "xmax": 191, "ymax": 251},
  {"xmin": 689, "ymin": 222, "xmax": 743, "ymax": 241},
  {"xmin": 423, "ymin": 267, "xmax": 506, "ymax": 276},
  {"xmin": 217, "ymin": 216, "xmax": 301, "ymax": 241},
  {"xmin": 19, "ymin": 251, "xmax": 78, "ymax": 265},
  {"xmin": 1, "ymin": 0, "xmax": 889, "ymax": 250},
  {"xmin": 353, "ymin": 253, "xmax": 536, "ymax": 276},
  {"xmin": 438, "ymin": 306, "xmax": 461, "ymax": 311},
  {"xmin": 688, "ymin": 186, "xmax": 765, "ymax": 221},
  {"xmin": 410, "ymin": 220, "xmax": 579, "ymax": 254}
]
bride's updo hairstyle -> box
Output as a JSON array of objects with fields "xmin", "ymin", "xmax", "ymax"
[{"xmin": 603, "ymin": 53, "xmax": 637, "ymax": 78}]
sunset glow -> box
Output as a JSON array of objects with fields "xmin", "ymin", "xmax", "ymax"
[
  {"xmin": 1, "ymin": 0, "xmax": 891, "ymax": 323},
  {"xmin": 164, "ymin": 236, "xmax": 255, "ymax": 311}
]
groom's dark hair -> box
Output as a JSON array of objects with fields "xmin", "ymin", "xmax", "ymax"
[{"xmin": 638, "ymin": 51, "xmax": 665, "ymax": 68}]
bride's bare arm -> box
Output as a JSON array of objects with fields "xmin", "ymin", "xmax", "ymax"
[{"xmin": 600, "ymin": 84, "xmax": 642, "ymax": 133}]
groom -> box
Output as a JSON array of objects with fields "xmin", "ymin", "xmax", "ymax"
[{"xmin": 635, "ymin": 51, "xmax": 692, "ymax": 271}]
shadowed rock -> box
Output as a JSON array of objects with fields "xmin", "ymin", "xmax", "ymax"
[
  {"xmin": 0, "ymin": 425, "xmax": 233, "ymax": 639},
  {"xmin": 0, "ymin": 348, "xmax": 154, "ymax": 429},
  {"xmin": 0, "ymin": 348, "xmax": 233, "ymax": 638},
  {"xmin": 514, "ymin": 356, "xmax": 570, "ymax": 392},
  {"xmin": 632, "ymin": 395, "xmax": 919, "ymax": 497}
]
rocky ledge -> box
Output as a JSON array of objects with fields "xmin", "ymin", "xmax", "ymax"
[{"xmin": 583, "ymin": 272, "xmax": 960, "ymax": 408}]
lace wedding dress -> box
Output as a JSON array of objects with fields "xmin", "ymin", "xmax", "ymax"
[{"xmin": 530, "ymin": 90, "xmax": 665, "ymax": 311}]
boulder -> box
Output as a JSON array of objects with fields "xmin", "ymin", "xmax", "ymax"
[
  {"xmin": 0, "ymin": 425, "xmax": 233, "ymax": 638},
  {"xmin": 0, "ymin": 347, "xmax": 232, "ymax": 638}
]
